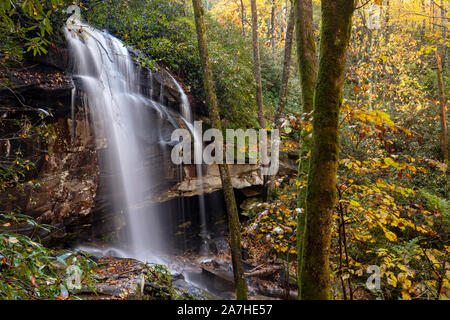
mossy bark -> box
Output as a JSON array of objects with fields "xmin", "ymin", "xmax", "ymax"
[
  {"xmin": 293, "ymin": 0, "xmax": 318, "ymax": 297},
  {"xmin": 294, "ymin": 0, "xmax": 318, "ymax": 115},
  {"xmin": 192, "ymin": 0, "xmax": 248, "ymax": 300},
  {"xmin": 299, "ymin": 0, "xmax": 354, "ymax": 300}
]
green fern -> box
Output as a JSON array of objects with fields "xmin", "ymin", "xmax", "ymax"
[{"xmin": 418, "ymin": 189, "xmax": 449, "ymax": 226}]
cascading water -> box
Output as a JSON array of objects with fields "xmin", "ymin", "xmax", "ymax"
[
  {"xmin": 62, "ymin": 19, "xmax": 243, "ymax": 299},
  {"xmin": 168, "ymin": 73, "xmax": 192, "ymax": 124},
  {"xmin": 167, "ymin": 73, "xmax": 209, "ymax": 255},
  {"xmin": 64, "ymin": 22, "xmax": 198, "ymax": 262}
]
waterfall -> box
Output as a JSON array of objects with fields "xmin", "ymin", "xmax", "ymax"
[
  {"xmin": 64, "ymin": 23, "xmax": 204, "ymax": 262},
  {"xmin": 167, "ymin": 73, "xmax": 209, "ymax": 256},
  {"xmin": 70, "ymin": 80, "xmax": 76, "ymax": 145},
  {"xmin": 168, "ymin": 74, "xmax": 192, "ymax": 124}
]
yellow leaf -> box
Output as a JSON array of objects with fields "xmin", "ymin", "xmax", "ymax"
[
  {"xmin": 384, "ymin": 229, "xmax": 397, "ymax": 242},
  {"xmin": 384, "ymin": 158, "xmax": 394, "ymax": 166},
  {"xmin": 401, "ymin": 291, "xmax": 411, "ymax": 300},
  {"xmin": 350, "ymin": 200, "xmax": 361, "ymax": 207},
  {"xmin": 387, "ymin": 273, "xmax": 397, "ymax": 287}
]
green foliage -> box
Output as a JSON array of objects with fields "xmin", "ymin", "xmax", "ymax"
[
  {"xmin": 0, "ymin": 211, "xmax": 98, "ymax": 300},
  {"xmin": 79, "ymin": 0, "xmax": 295, "ymax": 128},
  {"xmin": 419, "ymin": 190, "xmax": 449, "ymax": 216},
  {"xmin": 0, "ymin": 0, "xmax": 66, "ymax": 63},
  {"xmin": 141, "ymin": 262, "xmax": 172, "ymax": 299},
  {"xmin": 244, "ymin": 104, "xmax": 449, "ymax": 299},
  {"xmin": 0, "ymin": 106, "xmax": 53, "ymax": 191},
  {"xmin": 418, "ymin": 190, "xmax": 450, "ymax": 228}
]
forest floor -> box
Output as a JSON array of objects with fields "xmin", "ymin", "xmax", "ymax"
[{"xmin": 73, "ymin": 246, "xmax": 294, "ymax": 300}]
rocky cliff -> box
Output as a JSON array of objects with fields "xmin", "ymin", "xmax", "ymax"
[{"xmin": 0, "ymin": 44, "xmax": 277, "ymax": 247}]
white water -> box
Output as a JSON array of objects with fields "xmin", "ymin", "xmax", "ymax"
[
  {"xmin": 183, "ymin": 120, "xmax": 209, "ymax": 255},
  {"xmin": 65, "ymin": 21, "xmax": 211, "ymax": 263},
  {"xmin": 65, "ymin": 23, "xmax": 181, "ymax": 262},
  {"xmin": 168, "ymin": 73, "xmax": 192, "ymax": 124},
  {"xmin": 167, "ymin": 73, "xmax": 209, "ymax": 255}
]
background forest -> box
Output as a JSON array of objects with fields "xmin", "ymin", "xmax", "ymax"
[{"xmin": 0, "ymin": 0, "xmax": 448, "ymax": 300}]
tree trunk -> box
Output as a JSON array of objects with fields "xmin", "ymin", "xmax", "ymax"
[
  {"xmin": 250, "ymin": 0, "xmax": 266, "ymax": 128},
  {"xmin": 420, "ymin": 0, "xmax": 426, "ymax": 53},
  {"xmin": 384, "ymin": 0, "xmax": 390, "ymax": 41},
  {"xmin": 267, "ymin": 2, "xmax": 295, "ymax": 202},
  {"xmin": 275, "ymin": 1, "xmax": 295, "ymax": 125},
  {"xmin": 384, "ymin": 0, "xmax": 390, "ymax": 24},
  {"xmin": 282, "ymin": 0, "xmax": 288, "ymax": 38},
  {"xmin": 441, "ymin": 0, "xmax": 447, "ymax": 65},
  {"xmin": 293, "ymin": 0, "xmax": 318, "ymax": 298},
  {"xmin": 271, "ymin": 0, "xmax": 276, "ymax": 53},
  {"xmin": 436, "ymin": 50, "xmax": 448, "ymax": 166},
  {"xmin": 432, "ymin": 1, "xmax": 436, "ymax": 32},
  {"xmin": 294, "ymin": 0, "xmax": 318, "ymax": 115},
  {"xmin": 300, "ymin": 0, "xmax": 354, "ymax": 300},
  {"xmin": 240, "ymin": 0, "xmax": 246, "ymax": 36},
  {"xmin": 192, "ymin": 0, "xmax": 248, "ymax": 300}
]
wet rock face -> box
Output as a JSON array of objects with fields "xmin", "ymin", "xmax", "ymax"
[
  {"xmin": 34, "ymin": 116, "xmax": 98, "ymax": 223},
  {"xmin": 0, "ymin": 104, "xmax": 99, "ymax": 246}
]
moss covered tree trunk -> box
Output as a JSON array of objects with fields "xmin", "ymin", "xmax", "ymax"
[
  {"xmin": 250, "ymin": 0, "xmax": 265, "ymax": 128},
  {"xmin": 293, "ymin": 0, "xmax": 318, "ymax": 297},
  {"xmin": 192, "ymin": 0, "xmax": 248, "ymax": 300},
  {"xmin": 300, "ymin": 0, "xmax": 354, "ymax": 300},
  {"xmin": 294, "ymin": 0, "xmax": 318, "ymax": 115}
]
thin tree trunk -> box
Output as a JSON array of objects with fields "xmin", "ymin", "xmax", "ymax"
[
  {"xmin": 275, "ymin": 2, "xmax": 295, "ymax": 126},
  {"xmin": 267, "ymin": 2, "xmax": 295, "ymax": 202},
  {"xmin": 421, "ymin": 0, "xmax": 426, "ymax": 46},
  {"xmin": 433, "ymin": 1, "xmax": 436, "ymax": 32},
  {"xmin": 282, "ymin": 0, "xmax": 288, "ymax": 38},
  {"xmin": 271, "ymin": 0, "xmax": 276, "ymax": 53},
  {"xmin": 250, "ymin": 0, "xmax": 266, "ymax": 128},
  {"xmin": 293, "ymin": 0, "xmax": 318, "ymax": 298},
  {"xmin": 441, "ymin": 0, "xmax": 447, "ymax": 65},
  {"xmin": 192, "ymin": 0, "xmax": 248, "ymax": 300},
  {"xmin": 436, "ymin": 51, "xmax": 448, "ymax": 166},
  {"xmin": 385, "ymin": 0, "xmax": 390, "ymax": 24},
  {"xmin": 240, "ymin": 0, "xmax": 246, "ymax": 36},
  {"xmin": 300, "ymin": 0, "xmax": 355, "ymax": 300},
  {"xmin": 384, "ymin": 0, "xmax": 390, "ymax": 41}
]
